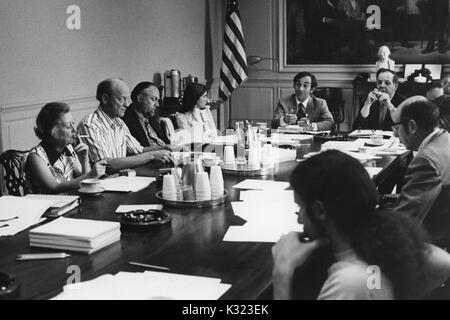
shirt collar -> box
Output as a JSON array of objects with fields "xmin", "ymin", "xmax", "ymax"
[
  {"xmin": 418, "ymin": 128, "xmax": 441, "ymax": 153},
  {"xmin": 295, "ymin": 96, "xmax": 310, "ymax": 108},
  {"xmin": 131, "ymin": 105, "xmax": 147, "ymax": 121},
  {"xmin": 97, "ymin": 106, "xmax": 122, "ymax": 129},
  {"xmin": 40, "ymin": 142, "xmax": 70, "ymax": 166}
]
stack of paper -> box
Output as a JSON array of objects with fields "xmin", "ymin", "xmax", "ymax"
[
  {"xmin": 30, "ymin": 217, "xmax": 121, "ymax": 254},
  {"xmin": 100, "ymin": 176, "xmax": 155, "ymax": 192},
  {"xmin": 348, "ymin": 130, "xmax": 393, "ymax": 138},
  {"xmin": 25, "ymin": 194, "xmax": 80, "ymax": 217},
  {"xmin": 261, "ymin": 133, "xmax": 312, "ymax": 146},
  {"xmin": 232, "ymin": 179, "xmax": 290, "ymax": 191},
  {"xmin": 52, "ymin": 271, "xmax": 231, "ymax": 300},
  {"xmin": 223, "ymin": 190, "xmax": 302, "ymax": 243},
  {"xmin": 0, "ymin": 196, "xmax": 57, "ymax": 237}
]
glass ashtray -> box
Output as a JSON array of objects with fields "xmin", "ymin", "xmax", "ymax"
[{"xmin": 118, "ymin": 209, "xmax": 171, "ymax": 227}]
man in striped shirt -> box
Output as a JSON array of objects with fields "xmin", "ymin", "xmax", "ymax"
[{"xmin": 77, "ymin": 78, "xmax": 172, "ymax": 172}]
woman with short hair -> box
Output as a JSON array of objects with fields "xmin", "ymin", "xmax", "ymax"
[{"xmin": 25, "ymin": 102, "xmax": 105, "ymax": 194}]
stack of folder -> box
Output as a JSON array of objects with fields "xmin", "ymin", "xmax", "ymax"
[{"xmin": 30, "ymin": 217, "xmax": 121, "ymax": 254}]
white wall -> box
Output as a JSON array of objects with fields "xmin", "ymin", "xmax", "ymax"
[{"xmin": 0, "ymin": 0, "xmax": 207, "ymax": 151}]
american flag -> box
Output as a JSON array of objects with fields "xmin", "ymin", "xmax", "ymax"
[{"xmin": 218, "ymin": 0, "xmax": 248, "ymax": 101}]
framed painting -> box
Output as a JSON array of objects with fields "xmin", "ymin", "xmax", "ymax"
[{"xmin": 279, "ymin": 0, "xmax": 450, "ymax": 70}]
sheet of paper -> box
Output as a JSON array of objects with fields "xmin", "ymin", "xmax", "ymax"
[
  {"xmin": 232, "ymin": 179, "xmax": 290, "ymax": 191},
  {"xmin": 53, "ymin": 271, "xmax": 231, "ymax": 300},
  {"xmin": 223, "ymin": 224, "xmax": 303, "ymax": 243},
  {"xmin": 24, "ymin": 194, "xmax": 79, "ymax": 208},
  {"xmin": 365, "ymin": 167, "xmax": 383, "ymax": 178},
  {"xmin": 100, "ymin": 176, "xmax": 155, "ymax": 192},
  {"xmin": 239, "ymin": 190, "xmax": 295, "ymax": 203},
  {"xmin": 115, "ymin": 204, "xmax": 163, "ymax": 213},
  {"xmin": 0, "ymin": 196, "xmax": 56, "ymax": 237}
]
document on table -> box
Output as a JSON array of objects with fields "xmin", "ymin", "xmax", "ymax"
[
  {"xmin": 52, "ymin": 271, "xmax": 231, "ymax": 300},
  {"xmin": 232, "ymin": 179, "xmax": 290, "ymax": 191},
  {"xmin": 365, "ymin": 167, "xmax": 383, "ymax": 178},
  {"xmin": 100, "ymin": 176, "xmax": 156, "ymax": 192},
  {"xmin": 0, "ymin": 196, "xmax": 56, "ymax": 237},
  {"xmin": 239, "ymin": 190, "xmax": 295, "ymax": 203},
  {"xmin": 223, "ymin": 201, "xmax": 302, "ymax": 243}
]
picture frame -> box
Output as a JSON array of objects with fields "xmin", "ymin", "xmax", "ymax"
[{"xmin": 279, "ymin": 0, "xmax": 450, "ymax": 72}]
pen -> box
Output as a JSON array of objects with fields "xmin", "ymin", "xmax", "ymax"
[
  {"xmin": 16, "ymin": 253, "xmax": 71, "ymax": 261},
  {"xmin": 128, "ymin": 261, "xmax": 170, "ymax": 271}
]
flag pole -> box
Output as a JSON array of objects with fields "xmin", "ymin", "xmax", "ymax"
[{"xmin": 228, "ymin": 95, "xmax": 232, "ymax": 128}]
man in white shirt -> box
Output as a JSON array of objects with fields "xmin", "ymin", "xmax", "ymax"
[{"xmin": 77, "ymin": 78, "xmax": 172, "ymax": 173}]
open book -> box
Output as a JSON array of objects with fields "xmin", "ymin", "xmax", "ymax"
[{"xmin": 25, "ymin": 194, "xmax": 80, "ymax": 217}]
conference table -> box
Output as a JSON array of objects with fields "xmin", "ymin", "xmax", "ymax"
[{"xmin": 0, "ymin": 136, "xmax": 398, "ymax": 300}]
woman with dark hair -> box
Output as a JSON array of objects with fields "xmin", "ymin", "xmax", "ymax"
[
  {"xmin": 272, "ymin": 150, "xmax": 450, "ymax": 299},
  {"xmin": 176, "ymin": 83, "xmax": 217, "ymax": 143},
  {"xmin": 25, "ymin": 102, "xmax": 105, "ymax": 194}
]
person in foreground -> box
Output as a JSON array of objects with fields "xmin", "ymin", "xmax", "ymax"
[
  {"xmin": 272, "ymin": 150, "xmax": 450, "ymax": 300},
  {"xmin": 25, "ymin": 102, "xmax": 105, "ymax": 194},
  {"xmin": 176, "ymin": 82, "xmax": 218, "ymax": 143},
  {"xmin": 77, "ymin": 78, "xmax": 172, "ymax": 173},
  {"xmin": 271, "ymin": 71, "xmax": 334, "ymax": 131}
]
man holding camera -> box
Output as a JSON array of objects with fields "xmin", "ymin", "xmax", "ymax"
[{"xmin": 353, "ymin": 68, "xmax": 406, "ymax": 131}]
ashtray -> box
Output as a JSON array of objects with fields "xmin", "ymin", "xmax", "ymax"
[{"xmin": 118, "ymin": 209, "xmax": 171, "ymax": 228}]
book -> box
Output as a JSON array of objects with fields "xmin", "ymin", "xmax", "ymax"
[
  {"xmin": 25, "ymin": 194, "xmax": 80, "ymax": 217},
  {"xmin": 30, "ymin": 217, "xmax": 121, "ymax": 254}
]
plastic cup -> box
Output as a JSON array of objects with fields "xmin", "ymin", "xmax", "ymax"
[
  {"xmin": 195, "ymin": 172, "xmax": 211, "ymax": 200},
  {"xmin": 261, "ymin": 144, "xmax": 275, "ymax": 168},
  {"xmin": 162, "ymin": 174, "xmax": 177, "ymax": 200},
  {"xmin": 247, "ymin": 147, "xmax": 260, "ymax": 168},
  {"xmin": 224, "ymin": 145, "xmax": 236, "ymax": 165}
]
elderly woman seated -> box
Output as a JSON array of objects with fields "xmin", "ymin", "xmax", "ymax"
[
  {"xmin": 25, "ymin": 102, "xmax": 105, "ymax": 194},
  {"xmin": 175, "ymin": 83, "xmax": 218, "ymax": 144}
]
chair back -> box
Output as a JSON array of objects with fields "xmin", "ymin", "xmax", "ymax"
[
  {"xmin": 314, "ymin": 87, "xmax": 345, "ymax": 128},
  {"xmin": 0, "ymin": 149, "xmax": 30, "ymax": 196}
]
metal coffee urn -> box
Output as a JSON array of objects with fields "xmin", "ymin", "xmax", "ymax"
[
  {"xmin": 182, "ymin": 74, "xmax": 199, "ymax": 91},
  {"xmin": 164, "ymin": 69, "xmax": 182, "ymax": 99}
]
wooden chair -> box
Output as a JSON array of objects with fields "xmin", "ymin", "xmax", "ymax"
[
  {"xmin": 314, "ymin": 87, "xmax": 345, "ymax": 132},
  {"xmin": 0, "ymin": 149, "xmax": 30, "ymax": 196}
]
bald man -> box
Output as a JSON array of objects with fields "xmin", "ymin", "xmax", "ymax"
[
  {"xmin": 391, "ymin": 96, "xmax": 450, "ymax": 245},
  {"xmin": 77, "ymin": 78, "xmax": 172, "ymax": 173}
]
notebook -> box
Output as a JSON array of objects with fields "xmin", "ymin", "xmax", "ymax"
[{"xmin": 25, "ymin": 194, "xmax": 80, "ymax": 217}]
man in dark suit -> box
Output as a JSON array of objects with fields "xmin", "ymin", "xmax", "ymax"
[
  {"xmin": 353, "ymin": 68, "xmax": 405, "ymax": 131},
  {"xmin": 123, "ymin": 82, "xmax": 170, "ymax": 151},
  {"xmin": 271, "ymin": 71, "xmax": 335, "ymax": 131},
  {"xmin": 392, "ymin": 96, "xmax": 450, "ymax": 246}
]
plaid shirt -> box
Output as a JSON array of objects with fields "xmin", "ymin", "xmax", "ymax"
[{"xmin": 77, "ymin": 107, "xmax": 144, "ymax": 163}]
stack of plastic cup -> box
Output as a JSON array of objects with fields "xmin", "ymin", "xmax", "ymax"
[
  {"xmin": 210, "ymin": 166, "xmax": 224, "ymax": 198},
  {"xmin": 162, "ymin": 174, "xmax": 177, "ymax": 200},
  {"xmin": 261, "ymin": 144, "xmax": 275, "ymax": 168},
  {"xmin": 195, "ymin": 172, "xmax": 212, "ymax": 200},
  {"xmin": 247, "ymin": 146, "xmax": 260, "ymax": 169},
  {"xmin": 224, "ymin": 145, "xmax": 236, "ymax": 165}
]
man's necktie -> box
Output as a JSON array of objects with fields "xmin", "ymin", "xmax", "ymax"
[
  {"xmin": 144, "ymin": 120, "xmax": 166, "ymax": 146},
  {"xmin": 297, "ymin": 103, "xmax": 306, "ymax": 119}
]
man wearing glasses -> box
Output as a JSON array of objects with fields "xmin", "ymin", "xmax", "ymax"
[
  {"xmin": 123, "ymin": 82, "xmax": 170, "ymax": 151},
  {"xmin": 391, "ymin": 96, "xmax": 450, "ymax": 246},
  {"xmin": 353, "ymin": 68, "xmax": 405, "ymax": 131},
  {"xmin": 271, "ymin": 71, "xmax": 335, "ymax": 131}
]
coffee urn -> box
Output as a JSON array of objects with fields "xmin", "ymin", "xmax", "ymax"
[
  {"xmin": 164, "ymin": 69, "xmax": 182, "ymax": 98},
  {"xmin": 182, "ymin": 74, "xmax": 199, "ymax": 91}
]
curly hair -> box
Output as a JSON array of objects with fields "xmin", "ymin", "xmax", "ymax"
[
  {"xmin": 290, "ymin": 150, "xmax": 428, "ymax": 299},
  {"xmin": 34, "ymin": 102, "xmax": 70, "ymax": 143}
]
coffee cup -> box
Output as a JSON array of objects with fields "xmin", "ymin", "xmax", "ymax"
[{"xmin": 79, "ymin": 179, "xmax": 102, "ymax": 192}]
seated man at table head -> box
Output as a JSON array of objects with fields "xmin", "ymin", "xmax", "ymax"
[
  {"xmin": 271, "ymin": 71, "xmax": 335, "ymax": 131},
  {"xmin": 353, "ymin": 68, "xmax": 405, "ymax": 131},
  {"xmin": 272, "ymin": 150, "xmax": 450, "ymax": 300},
  {"xmin": 122, "ymin": 81, "xmax": 170, "ymax": 151},
  {"xmin": 391, "ymin": 96, "xmax": 450, "ymax": 245},
  {"xmin": 77, "ymin": 78, "xmax": 172, "ymax": 173},
  {"xmin": 176, "ymin": 82, "xmax": 218, "ymax": 143},
  {"xmin": 25, "ymin": 102, "xmax": 106, "ymax": 194}
]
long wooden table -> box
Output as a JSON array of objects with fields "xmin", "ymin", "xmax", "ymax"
[{"xmin": 0, "ymin": 139, "xmax": 397, "ymax": 300}]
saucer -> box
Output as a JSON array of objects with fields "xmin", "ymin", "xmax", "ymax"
[
  {"xmin": 78, "ymin": 187, "xmax": 105, "ymax": 195},
  {"xmin": 365, "ymin": 141, "xmax": 385, "ymax": 147}
]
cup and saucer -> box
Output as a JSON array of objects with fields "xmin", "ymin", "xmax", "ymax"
[{"xmin": 78, "ymin": 179, "xmax": 105, "ymax": 195}]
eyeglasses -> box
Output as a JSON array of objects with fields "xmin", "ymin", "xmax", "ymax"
[{"xmin": 391, "ymin": 119, "xmax": 408, "ymax": 132}]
